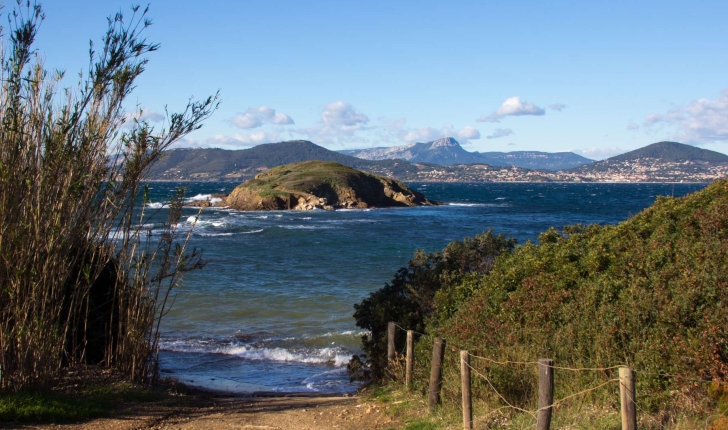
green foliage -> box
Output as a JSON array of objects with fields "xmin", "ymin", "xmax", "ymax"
[
  {"xmin": 401, "ymin": 179, "xmax": 728, "ymax": 415},
  {"xmin": 352, "ymin": 230, "xmax": 516, "ymax": 378},
  {"xmin": 0, "ymin": 381, "xmax": 162, "ymax": 422}
]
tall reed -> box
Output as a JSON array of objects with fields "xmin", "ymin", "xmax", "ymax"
[{"xmin": 0, "ymin": 3, "xmax": 218, "ymax": 390}]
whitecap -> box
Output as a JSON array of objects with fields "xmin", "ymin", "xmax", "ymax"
[
  {"xmin": 188, "ymin": 193, "xmax": 213, "ymax": 201},
  {"xmin": 448, "ymin": 203, "xmax": 487, "ymax": 207},
  {"xmin": 159, "ymin": 340, "xmax": 350, "ymax": 366}
]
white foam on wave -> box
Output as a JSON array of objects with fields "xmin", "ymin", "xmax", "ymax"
[
  {"xmin": 188, "ymin": 193, "xmax": 213, "ymax": 202},
  {"xmin": 315, "ymin": 330, "xmax": 369, "ymax": 338},
  {"xmin": 160, "ymin": 340, "xmax": 350, "ymax": 367},
  {"xmin": 280, "ymin": 225, "xmax": 331, "ymax": 230},
  {"xmin": 197, "ymin": 232, "xmax": 234, "ymax": 237},
  {"xmin": 319, "ymin": 219, "xmax": 377, "ymax": 224},
  {"xmin": 448, "ymin": 202, "xmax": 487, "ymax": 207},
  {"xmin": 242, "ymin": 229, "xmax": 264, "ymax": 234}
]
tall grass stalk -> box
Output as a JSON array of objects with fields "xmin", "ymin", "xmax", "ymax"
[{"xmin": 0, "ymin": 3, "xmax": 218, "ymax": 390}]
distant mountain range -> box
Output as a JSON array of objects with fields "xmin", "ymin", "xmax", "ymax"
[
  {"xmin": 340, "ymin": 137, "xmax": 593, "ymax": 170},
  {"xmin": 145, "ymin": 140, "xmax": 728, "ymax": 183},
  {"xmin": 147, "ymin": 140, "xmax": 423, "ymax": 181}
]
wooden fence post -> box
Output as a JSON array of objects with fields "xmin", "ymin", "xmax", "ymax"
[
  {"xmin": 537, "ymin": 358, "xmax": 554, "ymax": 430},
  {"xmin": 460, "ymin": 350, "xmax": 472, "ymax": 429},
  {"xmin": 387, "ymin": 322, "xmax": 396, "ymax": 363},
  {"xmin": 405, "ymin": 330, "xmax": 414, "ymax": 389},
  {"xmin": 619, "ymin": 366, "xmax": 637, "ymax": 430},
  {"xmin": 428, "ymin": 337, "xmax": 446, "ymax": 412}
]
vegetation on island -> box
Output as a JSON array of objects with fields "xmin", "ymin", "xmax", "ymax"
[
  {"xmin": 224, "ymin": 160, "xmax": 437, "ymax": 210},
  {"xmin": 354, "ymin": 179, "xmax": 728, "ymax": 427},
  {"xmin": 0, "ymin": 1, "xmax": 216, "ymax": 402}
]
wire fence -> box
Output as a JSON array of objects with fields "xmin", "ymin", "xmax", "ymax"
[{"xmin": 386, "ymin": 321, "xmax": 719, "ymax": 430}]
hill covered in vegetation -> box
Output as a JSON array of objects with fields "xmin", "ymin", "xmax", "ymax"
[
  {"xmin": 224, "ymin": 161, "xmax": 438, "ymax": 210},
  {"xmin": 354, "ymin": 179, "xmax": 728, "ymax": 423},
  {"xmin": 147, "ymin": 141, "xmax": 422, "ymax": 181},
  {"xmin": 571, "ymin": 141, "xmax": 728, "ymax": 177}
]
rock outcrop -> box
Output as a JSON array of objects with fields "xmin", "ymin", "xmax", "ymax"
[{"xmin": 222, "ymin": 160, "xmax": 438, "ymax": 211}]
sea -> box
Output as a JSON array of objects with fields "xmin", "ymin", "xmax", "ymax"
[{"xmin": 141, "ymin": 181, "xmax": 705, "ymax": 395}]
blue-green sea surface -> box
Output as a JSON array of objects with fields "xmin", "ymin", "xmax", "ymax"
[{"xmin": 141, "ymin": 182, "xmax": 705, "ymax": 394}]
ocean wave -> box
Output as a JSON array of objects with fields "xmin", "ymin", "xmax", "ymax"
[
  {"xmin": 315, "ymin": 330, "xmax": 369, "ymax": 338},
  {"xmin": 188, "ymin": 193, "xmax": 213, "ymax": 202},
  {"xmin": 159, "ymin": 340, "xmax": 350, "ymax": 366},
  {"xmin": 447, "ymin": 202, "xmax": 487, "ymax": 207},
  {"xmin": 146, "ymin": 202, "xmax": 167, "ymax": 209},
  {"xmin": 279, "ymin": 225, "xmax": 333, "ymax": 230},
  {"xmin": 318, "ymin": 219, "xmax": 378, "ymax": 224}
]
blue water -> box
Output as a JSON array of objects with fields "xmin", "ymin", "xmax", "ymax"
[{"xmin": 142, "ymin": 182, "xmax": 705, "ymax": 394}]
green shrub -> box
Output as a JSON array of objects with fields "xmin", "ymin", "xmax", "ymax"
[
  {"xmin": 352, "ymin": 230, "xmax": 516, "ymax": 379},
  {"xmin": 425, "ymin": 179, "xmax": 728, "ymax": 414}
]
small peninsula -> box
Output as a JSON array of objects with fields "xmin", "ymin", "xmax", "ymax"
[{"xmin": 219, "ymin": 160, "xmax": 438, "ymax": 211}]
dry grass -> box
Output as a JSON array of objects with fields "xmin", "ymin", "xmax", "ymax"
[{"xmin": 0, "ymin": 3, "xmax": 217, "ymax": 391}]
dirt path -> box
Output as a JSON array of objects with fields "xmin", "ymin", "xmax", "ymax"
[{"xmin": 21, "ymin": 395, "xmax": 404, "ymax": 430}]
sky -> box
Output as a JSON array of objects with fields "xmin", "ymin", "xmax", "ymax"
[{"xmin": 27, "ymin": 0, "xmax": 728, "ymax": 160}]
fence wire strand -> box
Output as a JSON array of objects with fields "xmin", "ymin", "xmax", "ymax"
[{"xmin": 387, "ymin": 322, "xmax": 716, "ymax": 427}]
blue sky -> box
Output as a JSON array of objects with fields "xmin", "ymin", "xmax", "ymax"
[{"xmin": 32, "ymin": 1, "xmax": 728, "ymax": 159}]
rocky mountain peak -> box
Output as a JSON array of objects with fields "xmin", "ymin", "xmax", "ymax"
[{"xmin": 428, "ymin": 137, "xmax": 460, "ymax": 148}]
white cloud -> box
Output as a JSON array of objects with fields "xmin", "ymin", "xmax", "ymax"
[
  {"xmin": 139, "ymin": 110, "xmax": 165, "ymax": 122},
  {"xmin": 643, "ymin": 113, "xmax": 663, "ymax": 127},
  {"xmin": 457, "ymin": 126, "xmax": 481, "ymax": 140},
  {"xmin": 477, "ymin": 97, "xmax": 546, "ymax": 123},
  {"xmin": 626, "ymin": 122, "xmax": 640, "ymax": 131},
  {"xmin": 289, "ymin": 101, "xmax": 374, "ymax": 146},
  {"xmin": 230, "ymin": 106, "xmax": 294, "ymax": 130},
  {"xmin": 123, "ymin": 108, "xmax": 165, "ymax": 125},
  {"xmin": 321, "ymin": 101, "xmax": 369, "ymax": 128},
  {"xmin": 174, "ymin": 132, "xmax": 279, "ymax": 149},
  {"xmin": 386, "ymin": 123, "xmax": 480, "ymax": 145},
  {"xmin": 549, "ymin": 103, "xmax": 567, "ymax": 112},
  {"xmin": 402, "ymin": 127, "xmax": 446, "ymax": 143},
  {"xmin": 641, "ymin": 89, "xmax": 728, "ymax": 144},
  {"xmin": 572, "ymin": 147, "xmax": 625, "ymax": 161},
  {"xmin": 486, "ymin": 128, "xmax": 514, "ymax": 139}
]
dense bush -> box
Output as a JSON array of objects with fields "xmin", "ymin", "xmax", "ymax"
[
  {"xmin": 398, "ymin": 179, "xmax": 728, "ymax": 415},
  {"xmin": 356, "ymin": 180, "xmax": 728, "ymax": 419},
  {"xmin": 352, "ymin": 230, "xmax": 516, "ymax": 378}
]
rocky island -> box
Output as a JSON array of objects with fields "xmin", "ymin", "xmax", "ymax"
[{"xmin": 196, "ymin": 160, "xmax": 439, "ymax": 211}]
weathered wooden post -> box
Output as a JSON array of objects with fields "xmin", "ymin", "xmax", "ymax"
[
  {"xmin": 460, "ymin": 350, "xmax": 473, "ymax": 429},
  {"xmin": 428, "ymin": 337, "xmax": 446, "ymax": 412},
  {"xmin": 537, "ymin": 358, "xmax": 554, "ymax": 430},
  {"xmin": 387, "ymin": 322, "xmax": 396, "ymax": 363},
  {"xmin": 405, "ymin": 330, "xmax": 414, "ymax": 389},
  {"xmin": 619, "ymin": 366, "xmax": 637, "ymax": 430}
]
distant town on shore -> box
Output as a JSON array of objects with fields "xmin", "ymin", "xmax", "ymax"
[{"xmin": 147, "ymin": 139, "xmax": 728, "ymax": 183}]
